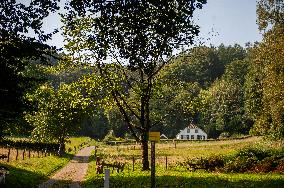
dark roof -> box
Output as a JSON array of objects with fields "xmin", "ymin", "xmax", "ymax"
[{"xmin": 187, "ymin": 123, "xmax": 198, "ymax": 129}]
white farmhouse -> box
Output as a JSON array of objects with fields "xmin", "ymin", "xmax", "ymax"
[{"xmin": 176, "ymin": 124, "xmax": 207, "ymax": 140}]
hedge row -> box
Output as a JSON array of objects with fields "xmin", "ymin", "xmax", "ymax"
[{"xmin": 0, "ymin": 139, "xmax": 60, "ymax": 152}]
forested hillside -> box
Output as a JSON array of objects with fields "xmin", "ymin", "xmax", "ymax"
[
  {"xmin": 23, "ymin": 41, "xmax": 283, "ymax": 140},
  {"xmin": 1, "ymin": 0, "xmax": 283, "ymax": 145}
]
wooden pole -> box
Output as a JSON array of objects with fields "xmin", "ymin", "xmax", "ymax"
[
  {"xmin": 166, "ymin": 156, "xmax": 168, "ymax": 170},
  {"xmin": 132, "ymin": 156, "xmax": 135, "ymax": 171},
  {"xmin": 28, "ymin": 150, "xmax": 31, "ymax": 158},
  {"xmin": 22, "ymin": 149, "xmax": 25, "ymax": 160},
  {"xmin": 151, "ymin": 142, "xmax": 156, "ymax": 188},
  {"xmin": 7, "ymin": 149, "xmax": 10, "ymax": 162},
  {"xmin": 16, "ymin": 148, "xmax": 19, "ymax": 160}
]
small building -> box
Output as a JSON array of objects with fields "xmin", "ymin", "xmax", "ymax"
[{"xmin": 176, "ymin": 124, "xmax": 207, "ymax": 140}]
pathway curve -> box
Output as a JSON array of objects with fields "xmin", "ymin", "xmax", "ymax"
[{"xmin": 39, "ymin": 146, "xmax": 96, "ymax": 188}]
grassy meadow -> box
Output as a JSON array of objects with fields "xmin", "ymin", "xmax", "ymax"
[
  {"xmin": 83, "ymin": 136, "xmax": 284, "ymax": 188},
  {"xmin": 0, "ymin": 137, "xmax": 93, "ymax": 188},
  {"xmin": 0, "ymin": 136, "xmax": 283, "ymax": 187}
]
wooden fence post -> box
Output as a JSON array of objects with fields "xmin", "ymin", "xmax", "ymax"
[
  {"xmin": 7, "ymin": 149, "xmax": 10, "ymax": 162},
  {"xmin": 16, "ymin": 148, "xmax": 19, "ymax": 160},
  {"xmin": 166, "ymin": 156, "xmax": 168, "ymax": 170},
  {"xmin": 22, "ymin": 149, "xmax": 25, "ymax": 160},
  {"xmin": 132, "ymin": 156, "xmax": 135, "ymax": 171}
]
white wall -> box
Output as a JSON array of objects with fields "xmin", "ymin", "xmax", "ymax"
[{"xmin": 176, "ymin": 127, "xmax": 207, "ymax": 140}]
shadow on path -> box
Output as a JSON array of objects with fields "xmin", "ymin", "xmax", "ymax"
[{"xmin": 39, "ymin": 146, "xmax": 96, "ymax": 188}]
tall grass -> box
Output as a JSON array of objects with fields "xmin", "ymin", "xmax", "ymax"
[
  {"xmin": 0, "ymin": 136, "xmax": 93, "ymax": 188},
  {"xmin": 83, "ymin": 136, "xmax": 284, "ymax": 188}
]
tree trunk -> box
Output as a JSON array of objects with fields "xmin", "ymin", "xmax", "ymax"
[
  {"xmin": 58, "ymin": 142, "xmax": 65, "ymax": 156},
  {"xmin": 58, "ymin": 136, "xmax": 66, "ymax": 156},
  {"xmin": 141, "ymin": 135, "xmax": 149, "ymax": 170}
]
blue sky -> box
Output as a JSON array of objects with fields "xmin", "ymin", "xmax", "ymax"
[
  {"xmin": 41, "ymin": 0, "xmax": 262, "ymax": 49},
  {"xmin": 194, "ymin": 0, "xmax": 262, "ymax": 46}
]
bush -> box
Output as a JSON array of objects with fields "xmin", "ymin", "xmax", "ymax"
[
  {"xmin": 250, "ymin": 156, "xmax": 279, "ymax": 173},
  {"xmin": 103, "ymin": 130, "xmax": 117, "ymax": 142},
  {"xmin": 184, "ymin": 155, "xmax": 225, "ymax": 172},
  {"xmin": 224, "ymin": 155, "xmax": 258, "ymax": 173},
  {"xmin": 219, "ymin": 132, "xmax": 231, "ymax": 139},
  {"xmin": 0, "ymin": 139, "xmax": 60, "ymax": 152},
  {"xmin": 234, "ymin": 147, "xmax": 269, "ymax": 160},
  {"xmin": 184, "ymin": 146, "xmax": 284, "ymax": 173}
]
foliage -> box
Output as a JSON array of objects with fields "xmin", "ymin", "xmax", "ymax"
[
  {"xmin": 0, "ymin": 0, "xmax": 60, "ymax": 138},
  {"xmin": 63, "ymin": 0, "xmax": 207, "ymax": 170},
  {"xmin": 150, "ymin": 80, "xmax": 201, "ymax": 137},
  {"xmin": 0, "ymin": 139, "xmax": 59, "ymax": 152},
  {"xmin": 248, "ymin": 26, "xmax": 284, "ymax": 139},
  {"xmin": 79, "ymin": 113, "xmax": 110, "ymax": 139},
  {"xmin": 217, "ymin": 44, "xmax": 247, "ymax": 66},
  {"xmin": 103, "ymin": 130, "xmax": 117, "ymax": 142},
  {"xmin": 256, "ymin": 0, "xmax": 284, "ymax": 31},
  {"xmin": 83, "ymin": 137, "xmax": 284, "ymax": 188},
  {"xmin": 199, "ymin": 59, "xmax": 251, "ymax": 138},
  {"xmin": 0, "ymin": 137, "xmax": 90, "ymax": 188},
  {"xmin": 24, "ymin": 82, "xmax": 90, "ymax": 149},
  {"xmin": 162, "ymin": 46, "xmax": 223, "ymax": 88},
  {"xmin": 184, "ymin": 146, "xmax": 284, "ymax": 173}
]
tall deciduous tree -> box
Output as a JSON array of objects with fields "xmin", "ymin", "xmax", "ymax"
[
  {"xmin": 199, "ymin": 59, "xmax": 251, "ymax": 138},
  {"xmin": 0, "ymin": 0, "xmax": 60, "ymax": 138},
  {"xmin": 63, "ymin": 0, "xmax": 206, "ymax": 170},
  {"xmin": 249, "ymin": 26, "xmax": 284, "ymax": 139},
  {"xmin": 162, "ymin": 46, "xmax": 223, "ymax": 88},
  {"xmin": 246, "ymin": 0, "xmax": 284, "ymax": 139},
  {"xmin": 25, "ymin": 82, "xmax": 88, "ymax": 154}
]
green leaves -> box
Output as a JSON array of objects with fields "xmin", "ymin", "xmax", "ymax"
[{"xmin": 248, "ymin": 26, "xmax": 284, "ymax": 139}]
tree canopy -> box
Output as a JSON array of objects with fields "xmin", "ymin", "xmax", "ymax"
[
  {"xmin": 0, "ymin": 0, "xmax": 60, "ymax": 137},
  {"xmin": 64, "ymin": 0, "xmax": 207, "ymax": 170}
]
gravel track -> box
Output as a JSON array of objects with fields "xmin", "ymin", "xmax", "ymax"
[{"xmin": 38, "ymin": 146, "xmax": 96, "ymax": 188}]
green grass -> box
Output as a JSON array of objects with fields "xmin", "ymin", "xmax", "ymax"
[
  {"xmin": 83, "ymin": 136, "xmax": 284, "ymax": 188},
  {"xmin": 83, "ymin": 169, "xmax": 284, "ymax": 188},
  {"xmin": 0, "ymin": 136, "xmax": 93, "ymax": 188},
  {"xmin": 65, "ymin": 136, "xmax": 95, "ymax": 154},
  {"xmin": 3, "ymin": 155, "xmax": 69, "ymax": 188}
]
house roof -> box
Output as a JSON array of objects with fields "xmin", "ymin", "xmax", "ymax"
[{"xmin": 187, "ymin": 123, "xmax": 198, "ymax": 129}]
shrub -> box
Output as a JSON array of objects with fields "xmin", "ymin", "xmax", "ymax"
[
  {"xmin": 234, "ymin": 147, "xmax": 268, "ymax": 160},
  {"xmin": 184, "ymin": 155, "xmax": 225, "ymax": 172},
  {"xmin": 184, "ymin": 146, "xmax": 284, "ymax": 173},
  {"xmin": 250, "ymin": 156, "xmax": 279, "ymax": 173},
  {"xmin": 103, "ymin": 130, "xmax": 117, "ymax": 142},
  {"xmin": 224, "ymin": 155, "xmax": 258, "ymax": 173}
]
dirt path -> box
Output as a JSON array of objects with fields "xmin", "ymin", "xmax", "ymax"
[{"xmin": 39, "ymin": 146, "xmax": 96, "ymax": 188}]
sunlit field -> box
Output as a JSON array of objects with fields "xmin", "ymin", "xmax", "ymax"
[{"xmin": 83, "ymin": 136, "xmax": 284, "ymax": 188}]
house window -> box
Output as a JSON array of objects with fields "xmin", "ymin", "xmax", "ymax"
[
  {"xmin": 191, "ymin": 135, "xmax": 194, "ymax": 139},
  {"xmin": 197, "ymin": 135, "xmax": 201, "ymax": 140},
  {"xmin": 181, "ymin": 135, "xmax": 183, "ymax": 139},
  {"xmin": 187, "ymin": 128, "xmax": 190, "ymax": 133},
  {"xmin": 203, "ymin": 136, "xmax": 205, "ymax": 140},
  {"xmin": 195, "ymin": 129, "xmax": 198, "ymax": 133},
  {"xmin": 187, "ymin": 135, "xmax": 189, "ymax": 140}
]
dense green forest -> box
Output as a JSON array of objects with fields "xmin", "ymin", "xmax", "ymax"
[
  {"xmin": 5, "ymin": 39, "xmax": 284, "ymax": 141},
  {"xmin": 0, "ymin": 0, "xmax": 283, "ymax": 158}
]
